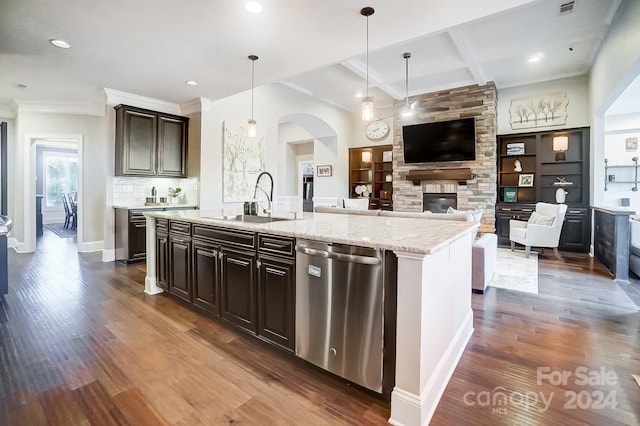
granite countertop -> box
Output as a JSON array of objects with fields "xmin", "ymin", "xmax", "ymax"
[
  {"xmin": 144, "ymin": 209, "xmax": 477, "ymax": 255},
  {"xmin": 113, "ymin": 204, "xmax": 198, "ymax": 210},
  {"xmin": 591, "ymin": 206, "xmax": 636, "ymax": 215}
]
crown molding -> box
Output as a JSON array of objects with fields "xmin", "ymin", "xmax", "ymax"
[
  {"xmin": 103, "ymin": 88, "xmax": 181, "ymax": 115},
  {"xmin": 0, "ymin": 103, "xmax": 17, "ymax": 119},
  {"xmin": 16, "ymin": 101, "xmax": 105, "ymax": 117},
  {"xmin": 180, "ymin": 99, "xmax": 202, "ymax": 115}
]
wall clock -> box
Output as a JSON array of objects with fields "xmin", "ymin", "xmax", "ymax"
[{"xmin": 365, "ymin": 120, "xmax": 390, "ymax": 141}]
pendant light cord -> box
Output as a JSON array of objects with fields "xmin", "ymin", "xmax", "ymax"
[
  {"xmin": 366, "ymin": 14, "xmax": 369, "ymax": 98},
  {"xmin": 404, "ymin": 52, "xmax": 410, "ymax": 107},
  {"xmin": 251, "ymin": 59, "xmax": 255, "ymax": 120}
]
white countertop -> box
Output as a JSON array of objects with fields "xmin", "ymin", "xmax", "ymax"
[
  {"xmin": 144, "ymin": 209, "xmax": 477, "ymax": 255},
  {"xmin": 113, "ymin": 204, "xmax": 198, "ymax": 210}
]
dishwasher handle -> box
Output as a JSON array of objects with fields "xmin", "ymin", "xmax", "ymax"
[{"xmin": 295, "ymin": 245, "xmax": 381, "ymax": 265}]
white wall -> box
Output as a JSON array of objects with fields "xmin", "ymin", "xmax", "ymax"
[
  {"xmin": 199, "ymin": 83, "xmax": 356, "ymax": 210},
  {"xmin": 497, "ymin": 75, "xmax": 590, "ymax": 135},
  {"xmin": 15, "ymin": 111, "xmax": 108, "ymax": 250},
  {"xmin": 589, "ymin": 0, "xmax": 640, "ymax": 208},
  {"xmin": 603, "ymin": 112, "xmax": 640, "ymax": 210}
]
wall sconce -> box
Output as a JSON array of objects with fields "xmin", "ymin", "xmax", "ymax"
[
  {"xmin": 361, "ymin": 151, "xmax": 372, "ymax": 163},
  {"xmin": 553, "ymin": 135, "xmax": 569, "ymax": 161}
]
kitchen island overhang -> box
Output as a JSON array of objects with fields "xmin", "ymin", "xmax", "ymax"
[{"xmin": 144, "ymin": 210, "xmax": 477, "ymax": 426}]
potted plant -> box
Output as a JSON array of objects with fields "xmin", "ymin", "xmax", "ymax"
[{"xmin": 168, "ymin": 187, "xmax": 183, "ymax": 204}]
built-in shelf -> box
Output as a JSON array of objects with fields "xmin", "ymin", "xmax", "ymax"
[
  {"xmin": 406, "ymin": 168, "xmax": 474, "ymax": 184},
  {"xmin": 604, "ymin": 157, "xmax": 639, "ymax": 191}
]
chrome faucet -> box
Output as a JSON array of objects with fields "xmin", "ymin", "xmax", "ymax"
[{"xmin": 253, "ymin": 171, "xmax": 273, "ymax": 216}]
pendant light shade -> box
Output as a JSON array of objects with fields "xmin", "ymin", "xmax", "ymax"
[
  {"xmin": 360, "ymin": 7, "xmax": 375, "ymax": 121},
  {"xmin": 248, "ymin": 55, "xmax": 258, "ymax": 137},
  {"xmin": 401, "ymin": 52, "xmax": 414, "ymax": 117}
]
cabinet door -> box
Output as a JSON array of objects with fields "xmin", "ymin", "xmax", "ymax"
[
  {"xmin": 220, "ymin": 247, "xmax": 257, "ymax": 333},
  {"xmin": 257, "ymin": 255, "xmax": 295, "ymax": 351},
  {"xmin": 192, "ymin": 240, "xmax": 220, "ymax": 315},
  {"xmin": 156, "ymin": 230, "xmax": 169, "ymax": 290},
  {"xmin": 169, "ymin": 235, "xmax": 191, "ymax": 302},
  {"xmin": 129, "ymin": 218, "xmax": 147, "ymax": 261},
  {"xmin": 157, "ymin": 115, "xmax": 187, "ymax": 177},
  {"xmin": 116, "ymin": 107, "xmax": 157, "ymax": 176},
  {"xmin": 559, "ymin": 209, "xmax": 590, "ymax": 252}
]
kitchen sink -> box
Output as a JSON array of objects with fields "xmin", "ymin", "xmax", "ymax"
[{"xmin": 205, "ymin": 214, "xmax": 291, "ymax": 223}]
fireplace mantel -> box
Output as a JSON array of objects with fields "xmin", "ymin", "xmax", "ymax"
[{"xmin": 406, "ymin": 168, "xmax": 474, "ymax": 185}]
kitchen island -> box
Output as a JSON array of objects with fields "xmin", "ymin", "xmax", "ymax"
[{"xmin": 144, "ymin": 209, "xmax": 477, "ymax": 425}]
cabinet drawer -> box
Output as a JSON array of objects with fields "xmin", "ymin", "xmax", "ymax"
[
  {"xmin": 156, "ymin": 218, "xmax": 168, "ymax": 231},
  {"xmin": 170, "ymin": 221, "xmax": 191, "ymax": 235},
  {"xmin": 258, "ymin": 234, "xmax": 294, "ymax": 257},
  {"xmin": 193, "ymin": 225, "xmax": 256, "ymax": 249}
]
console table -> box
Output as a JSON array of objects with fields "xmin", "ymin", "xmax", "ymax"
[{"xmin": 592, "ymin": 206, "xmax": 635, "ymax": 281}]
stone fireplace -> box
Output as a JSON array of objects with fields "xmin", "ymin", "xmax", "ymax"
[{"xmin": 391, "ymin": 82, "xmax": 497, "ymax": 229}]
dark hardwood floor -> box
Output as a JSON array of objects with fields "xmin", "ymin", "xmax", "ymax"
[{"xmin": 1, "ymin": 230, "xmax": 639, "ymax": 425}]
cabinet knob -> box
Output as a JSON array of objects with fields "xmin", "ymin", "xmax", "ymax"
[{"xmin": 329, "ymin": 348, "xmax": 337, "ymax": 356}]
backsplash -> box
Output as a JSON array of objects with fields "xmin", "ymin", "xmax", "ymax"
[{"xmin": 112, "ymin": 177, "xmax": 199, "ymax": 206}]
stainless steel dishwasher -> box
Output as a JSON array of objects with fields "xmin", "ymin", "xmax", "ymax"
[{"xmin": 295, "ymin": 239, "xmax": 385, "ymax": 393}]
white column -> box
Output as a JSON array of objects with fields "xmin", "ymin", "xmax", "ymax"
[
  {"xmin": 389, "ymin": 232, "xmax": 474, "ymax": 426},
  {"xmin": 144, "ymin": 215, "xmax": 163, "ymax": 295}
]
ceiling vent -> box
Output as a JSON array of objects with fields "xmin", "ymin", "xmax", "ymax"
[{"xmin": 559, "ymin": 0, "xmax": 576, "ymax": 15}]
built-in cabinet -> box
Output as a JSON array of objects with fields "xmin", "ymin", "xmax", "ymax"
[
  {"xmin": 115, "ymin": 206, "xmax": 195, "ymax": 264},
  {"xmin": 496, "ymin": 127, "xmax": 591, "ymax": 252},
  {"xmin": 115, "ymin": 104, "xmax": 188, "ymax": 177},
  {"xmin": 158, "ymin": 220, "xmax": 295, "ymax": 351},
  {"xmin": 349, "ymin": 145, "xmax": 394, "ymax": 210}
]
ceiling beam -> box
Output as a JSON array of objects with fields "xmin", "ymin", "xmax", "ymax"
[
  {"xmin": 448, "ymin": 29, "xmax": 486, "ymax": 86},
  {"xmin": 340, "ymin": 59, "xmax": 404, "ymax": 100}
]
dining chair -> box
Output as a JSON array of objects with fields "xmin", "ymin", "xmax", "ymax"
[
  {"xmin": 60, "ymin": 193, "xmax": 72, "ymax": 228},
  {"xmin": 68, "ymin": 193, "xmax": 78, "ymax": 230}
]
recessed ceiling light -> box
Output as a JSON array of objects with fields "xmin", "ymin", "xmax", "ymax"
[
  {"xmin": 245, "ymin": 1, "xmax": 263, "ymax": 13},
  {"xmin": 185, "ymin": 80, "xmax": 198, "ymax": 86},
  {"xmin": 355, "ymin": 92, "xmax": 363, "ymax": 98},
  {"xmin": 49, "ymin": 39, "xmax": 71, "ymax": 49},
  {"xmin": 528, "ymin": 53, "xmax": 544, "ymax": 63}
]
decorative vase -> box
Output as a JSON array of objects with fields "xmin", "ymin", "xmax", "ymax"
[{"xmin": 555, "ymin": 188, "xmax": 568, "ymax": 203}]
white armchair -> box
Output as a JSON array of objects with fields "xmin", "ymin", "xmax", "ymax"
[
  {"xmin": 343, "ymin": 198, "xmax": 370, "ymax": 210},
  {"xmin": 510, "ymin": 202, "xmax": 567, "ymax": 258}
]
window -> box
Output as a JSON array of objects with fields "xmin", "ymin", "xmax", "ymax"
[{"xmin": 44, "ymin": 152, "xmax": 78, "ymax": 209}]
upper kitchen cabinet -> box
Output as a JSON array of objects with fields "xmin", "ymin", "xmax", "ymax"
[{"xmin": 115, "ymin": 104, "xmax": 188, "ymax": 177}]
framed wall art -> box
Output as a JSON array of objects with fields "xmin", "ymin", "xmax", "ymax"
[{"xmin": 317, "ymin": 165, "xmax": 332, "ymax": 177}]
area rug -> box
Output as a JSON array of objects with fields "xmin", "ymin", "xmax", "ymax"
[
  {"xmin": 44, "ymin": 223, "xmax": 76, "ymax": 239},
  {"xmin": 489, "ymin": 248, "xmax": 538, "ymax": 294}
]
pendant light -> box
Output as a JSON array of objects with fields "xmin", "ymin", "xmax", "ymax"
[
  {"xmin": 401, "ymin": 52, "xmax": 414, "ymax": 117},
  {"xmin": 361, "ymin": 7, "xmax": 375, "ymax": 121},
  {"xmin": 247, "ymin": 55, "xmax": 259, "ymax": 138}
]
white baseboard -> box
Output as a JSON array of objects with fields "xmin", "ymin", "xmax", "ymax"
[
  {"xmin": 77, "ymin": 240, "xmax": 103, "ymax": 253},
  {"xmin": 102, "ymin": 249, "xmax": 115, "ymax": 262}
]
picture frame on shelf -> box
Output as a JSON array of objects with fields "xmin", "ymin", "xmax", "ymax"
[
  {"xmin": 503, "ymin": 187, "xmax": 518, "ymax": 203},
  {"xmin": 382, "ymin": 150, "xmax": 392, "ymax": 162},
  {"xmin": 506, "ymin": 142, "xmax": 525, "ymax": 155},
  {"xmin": 518, "ymin": 174, "xmax": 534, "ymax": 187},
  {"xmin": 317, "ymin": 165, "xmax": 332, "ymax": 177}
]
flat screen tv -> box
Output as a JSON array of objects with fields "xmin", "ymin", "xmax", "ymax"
[{"xmin": 402, "ymin": 117, "xmax": 476, "ymax": 163}]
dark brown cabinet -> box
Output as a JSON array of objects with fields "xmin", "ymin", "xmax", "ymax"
[
  {"xmin": 257, "ymin": 234, "xmax": 296, "ymax": 351},
  {"xmin": 220, "ymin": 247, "xmax": 257, "ymax": 333},
  {"xmin": 162, "ymin": 221, "xmax": 296, "ymax": 349},
  {"xmin": 115, "ymin": 104, "xmax": 188, "ymax": 177},
  {"xmin": 116, "ymin": 209, "xmax": 153, "ymax": 263},
  {"xmin": 116, "ymin": 206, "xmax": 196, "ymax": 264},
  {"xmin": 192, "ymin": 240, "xmax": 220, "ymax": 315},
  {"xmin": 168, "ymin": 221, "xmax": 192, "ymax": 302},
  {"xmin": 496, "ymin": 127, "xmax": 590, "ymax": 252},
  {"xmin": 156, "ymin": 219, "xmax": 169, "ymax": 290}
]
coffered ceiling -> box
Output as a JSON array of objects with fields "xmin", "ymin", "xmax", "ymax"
[{"xmin": 0, "ymin": 0, "xmax": 626, "ymax": 115}]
